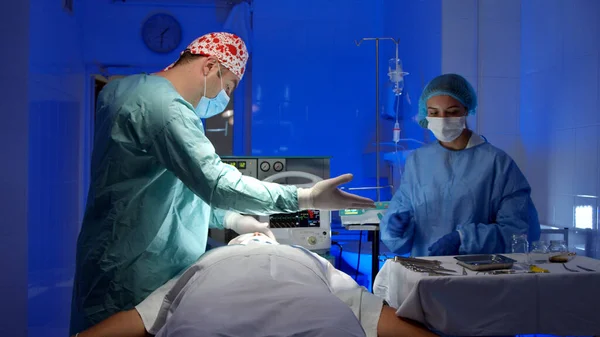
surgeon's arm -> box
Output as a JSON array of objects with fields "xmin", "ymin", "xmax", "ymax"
[
  {"xmin": 209, "ymin": 206, "xmax": 227, "ymax": 229},
  {"xmin": 457, "ymin": 160, "xmax": 540, "ymax": 254},
  {"xmin": 207, "ymin": 164, "xmax": 244, "ymax": 230},
  {"xmin": 72, "ymin": 309, "xmax": 150, "ymax": 337},
  {"xmin": 146, "ymin": 104, "xmax": 298, "ymax": 216}
]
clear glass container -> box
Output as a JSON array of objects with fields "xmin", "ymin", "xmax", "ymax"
[
  {"xmin": 529, "ymin": 240, "xmax": 549, "ymax": 264},
  {"xmin": 548, "ymin": 240, "xmax": 567, "ymax": 253},
  {"xmin": 511, "ymin": 234, "xmax": 529, "ymax": 264},
  {"xmin": 547, "ymin": 240, "xmax": 569, "ymax": 262},
  {"xmin": 511, "ymin": 234, "xmax": 529, "ymax": 253}
]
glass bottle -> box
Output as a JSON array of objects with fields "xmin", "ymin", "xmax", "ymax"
[
  {"xmin": 529, "ymin": 240, "xmax": 549, "ymax": 264},
  {"xmin": 511, "ymin": 234, "xmax": 529, "ymax": 264}
]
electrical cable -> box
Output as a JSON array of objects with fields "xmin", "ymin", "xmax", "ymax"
[{"xmin": 354, "ymin": 231, "xmax": 363, "ymax": 281}]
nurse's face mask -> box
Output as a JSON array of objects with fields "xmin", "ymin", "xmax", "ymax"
[
  {"xmin": 425, "ymin": 95, "xmax": 467, "ymax": 142},
  {"xmin": 196, "ymin": 63, "xmax": 230, "ymax": 119},
  {"xmin": 228, "ymin": 233, "xmax": 279, "ymax": 246},
  {"xmin": 426, "ymin": 116, "xmax": 466, "ymax": 142}
]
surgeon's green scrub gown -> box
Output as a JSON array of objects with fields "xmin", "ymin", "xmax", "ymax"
[{"xmin": 70, "ymin": 74, "xmax": 299, "ymax": 333}]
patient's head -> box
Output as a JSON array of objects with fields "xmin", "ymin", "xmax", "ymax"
[{"xmin": 228, "ymin": 232, "xmax": 279, "ymax": 246}]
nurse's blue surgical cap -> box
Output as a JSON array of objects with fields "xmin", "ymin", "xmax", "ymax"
[{"xmin": 417, "ymin": 74, "xmax": 478, "ymax": 128}]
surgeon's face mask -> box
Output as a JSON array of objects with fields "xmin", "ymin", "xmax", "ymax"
[
  {"xmin": 196, "ymin": 63, "xmax": 230, "ymax": 119},
  {"xmin": 227, "ymin": 233, "xmax": 279, "ymax": 246},
  {"xmin": 426, "ymin": 116, "xmax": 466, "ymax": 142}
]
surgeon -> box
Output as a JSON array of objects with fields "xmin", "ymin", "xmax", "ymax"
[
  {"xmin": 70, "ymin": 32, "xmax": 375, "ymax": 335},
  {"xmin": 380, "ymin": 74, "xmax": 540, "ymax": 257}
]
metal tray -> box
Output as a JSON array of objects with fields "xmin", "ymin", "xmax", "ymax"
[
  {"xmin": 454, "ymin": 254, "xmax": 516, "ymax": 271},
  {"xmin": 391, "ymin": 256, "xmax": 442, "ymax": 266}
]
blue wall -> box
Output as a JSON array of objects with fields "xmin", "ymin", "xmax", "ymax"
[
  {"xmin": 251, "ymin": 0, "xmax": 440, "ymax": 203},
  {"xmin": 521, "ymin": 0, "xmax": 600, "ymax": 241},
  {"xmin": 251, "ymin": 0, "xmax": 385, "ymax": 201},
  {"xmin": 27, "ymin": 0, "xmax": 86, "ymax": 335},
  {"xmin": 0, "ymin": 1, "xmax": 29, "ymax": 336}
]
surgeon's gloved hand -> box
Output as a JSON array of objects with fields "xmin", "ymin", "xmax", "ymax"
[
  {"xmin": 297, "ymin": 174, "xmax": 376, "ymax": 210},
  {"xmin": 387, "ymin": 211, "xmax": 412, "ymax": 238},
  {"xmin": 428, "ymin": 231, "xmax": 461, "ymax": 256},
  {"xmin": 223, "ymin": 212, "xmax": 275, "ymax": 240}
]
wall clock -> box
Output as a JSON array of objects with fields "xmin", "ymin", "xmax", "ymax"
[{"xmin": 141, "ymin": 13, "xmax": 183, "ymax": 54}]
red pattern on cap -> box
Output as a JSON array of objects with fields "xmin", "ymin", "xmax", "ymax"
[{"xmin": 163, "ymin": 32, "xmax": 248, "ymax": 80}]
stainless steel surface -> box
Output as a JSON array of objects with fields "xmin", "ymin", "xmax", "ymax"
[
  {"xmin": 427, "ymin": 271, "xmax": 458, "ymax": 276},
  {"xmin": 399, "ymin": 261, "xmax": 457, "ymax": 274},
  {"xmin": 205, "ymin": 120, "xmax": 229, "ymax": 136},
  {"xmin": 391, "ymin": 256, "xmax": 441, "ymax": 266},
  {"xmin": 344, "ymin": 224, "xmax": 379, "ymax": 231},
  {"xmin": 540, "ymin": 227, "xmax": 569, "ymax": 248},
  {"xmin": 454, "ymin": 254, "xmax": 516, "ymax": 271},
  {"xmin": 488, "ymin": 270, "xmax": 535, "ymax": 275}
]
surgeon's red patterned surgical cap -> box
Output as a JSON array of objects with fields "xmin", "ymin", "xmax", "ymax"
[{"xmin": 163, "ymin": 32, "xmax": 248, "ymax": 80}]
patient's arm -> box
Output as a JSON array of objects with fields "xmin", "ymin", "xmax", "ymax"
[
  {"xmin": 71, "ymin": 309, "xmax": 150, "ymax": 337},
  {"xmin": 377, "ymin": 305, "xmax": 438, "ymax": 337},
  {"xmin": 307, "ymin": 250, "xmax": 437, "ymax": 337}
]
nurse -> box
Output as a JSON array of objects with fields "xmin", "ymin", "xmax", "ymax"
[
  {"xmin": 380, "ymin": 74, "xmax": 540, "ymax": 257},
  {"xmin": 70, "ymin": 32, "xmax": 375, "ymax": 334}
]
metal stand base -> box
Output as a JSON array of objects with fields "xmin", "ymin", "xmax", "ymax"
[{"xmin": 344, "ymin": 223, "xmax": 380, "ymax": 290}]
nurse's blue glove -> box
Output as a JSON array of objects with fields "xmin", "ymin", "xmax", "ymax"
[
  {"xmin": 428, "ymin": 231, "xmax": 461, "ymax": 256},
  {"xmin": 387, "ymin": 211, "xmax": 412, "ymax": 238},
  {"xmin": 298, "ymin": 174, "xmax": 376, "ymax": 210},
  {"xmin": 223, "ymin": 212, "xmax": 275, "ymax": 240}
]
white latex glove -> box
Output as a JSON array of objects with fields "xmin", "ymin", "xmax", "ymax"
[
  {"xmin": 223, "ymin": 211, "xmax": 275, "ymax": 240},
  {"xmin": 297, "ymin": 174, "xmax": 376, "ymax": 210}
]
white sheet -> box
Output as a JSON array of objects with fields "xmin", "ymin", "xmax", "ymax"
[
  {"xmin": 136, "ymin": 245, "xmax": 383, "ymax": 337},
  {"xmin": 374, "ymin": 254, "xmax": 600, "ymax": 336}
]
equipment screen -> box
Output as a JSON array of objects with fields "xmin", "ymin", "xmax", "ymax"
[{"xmin": 269, "ymin": 210, "xmax": 320, "ymax": 228}]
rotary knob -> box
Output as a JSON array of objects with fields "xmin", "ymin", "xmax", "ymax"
[
  {"xmin": 259, "ymin": 161, "xmax": 270, "ymax": 172},
  {"xmin": 307, "ymin": 236, "xmax": 317, "ymax": 245},
  {"xmin": 273, "ymin": 161, "xmax": 284, "ymax": 172}
]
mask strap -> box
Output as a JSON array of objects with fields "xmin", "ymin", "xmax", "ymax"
[{"xmin": 203, "ymin": 75, "xmax": 207, "ymax": 97}]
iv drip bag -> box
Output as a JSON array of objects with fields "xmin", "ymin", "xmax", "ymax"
[{"xmin": 388, "ymin": 58, "xmax": 409, "ymax": 96}]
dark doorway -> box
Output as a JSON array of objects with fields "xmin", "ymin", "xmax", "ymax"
[{"xmin": 93, "ymin": 77, "xmax": 108, "ymax": 122}]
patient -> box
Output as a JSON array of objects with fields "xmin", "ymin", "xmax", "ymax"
[{"xmin": 72, "ymin": 233, "xmax": 437, "ymax": 337}]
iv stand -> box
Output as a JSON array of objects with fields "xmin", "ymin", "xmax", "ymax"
[
  {"xmin": 354, "ymin": 37, "xmax": 400, "ymax": 202},
  {"xmin": 352, "ymin": 38, "xmax": 400, "ymax": 290}
]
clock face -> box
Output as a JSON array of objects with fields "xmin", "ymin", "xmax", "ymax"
[{"xmin": 141, "ymin": 13, "xmax": 183, "ymax": 54}]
